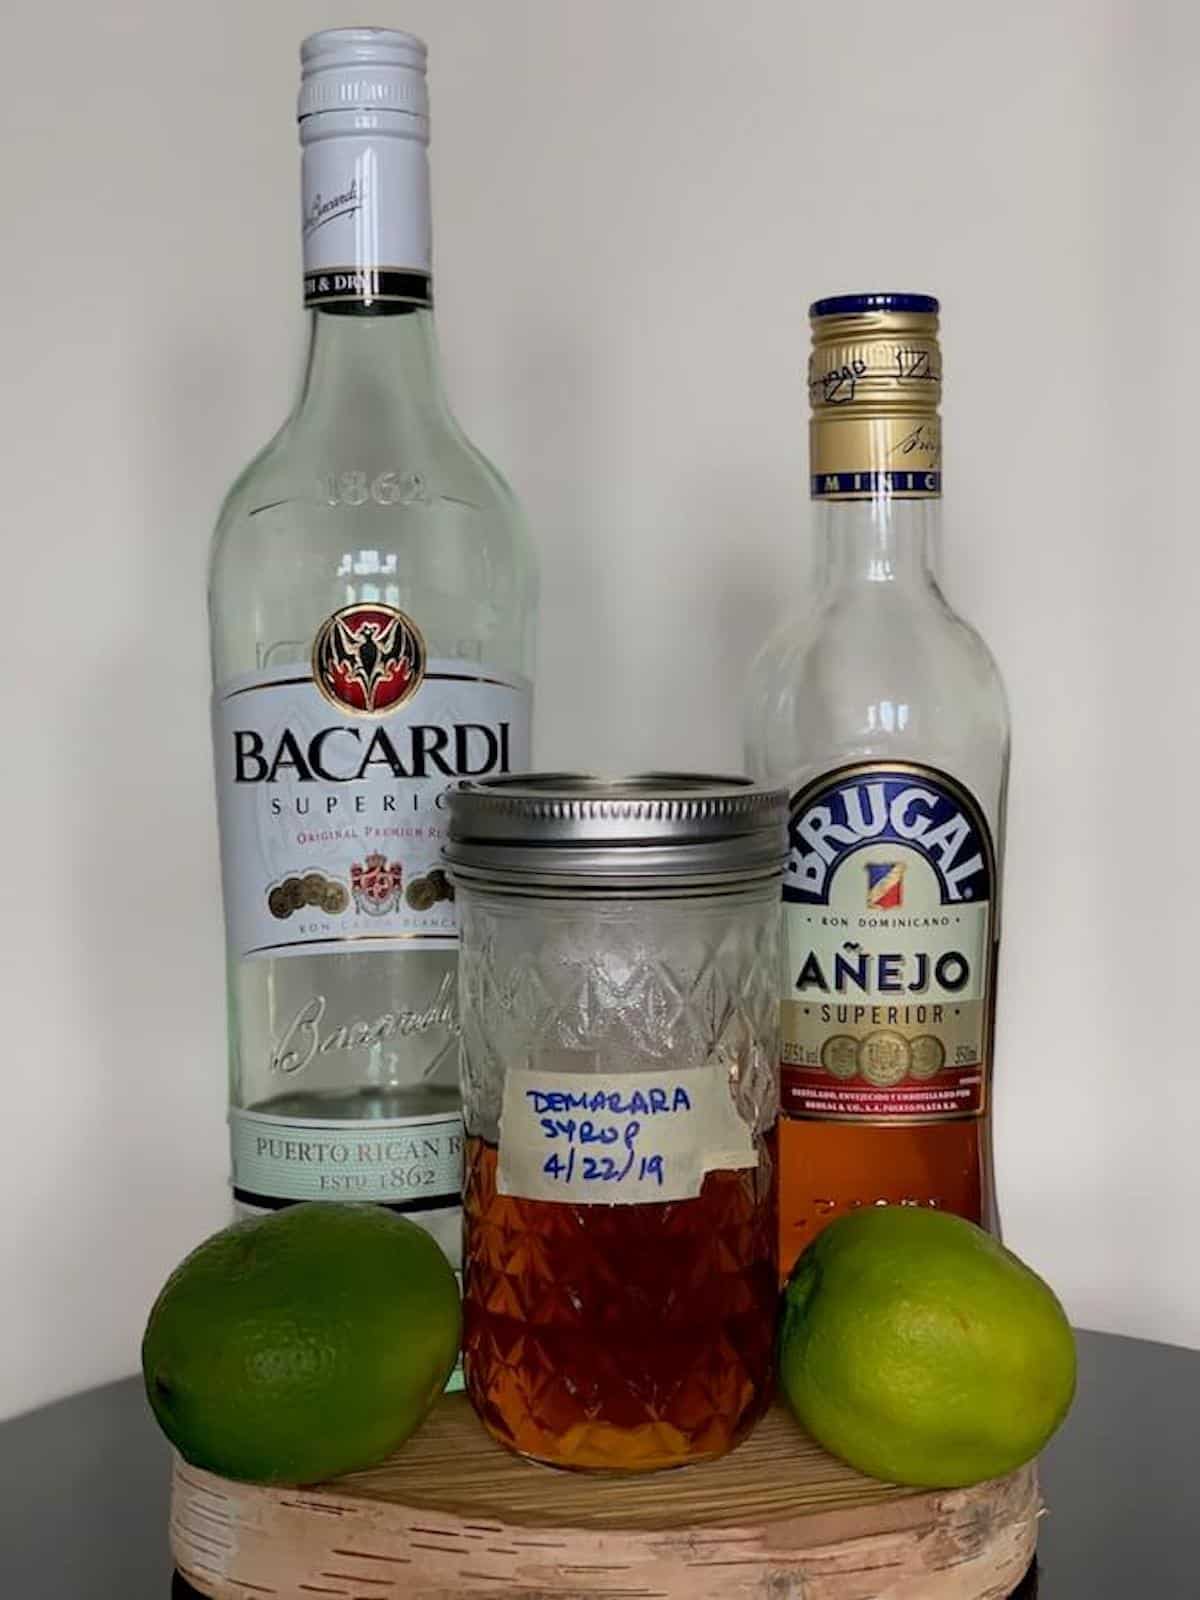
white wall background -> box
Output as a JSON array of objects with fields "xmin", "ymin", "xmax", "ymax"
[{"xmin": 2, "ymin": 0, "xmax": 1197, "ymax": 1420}]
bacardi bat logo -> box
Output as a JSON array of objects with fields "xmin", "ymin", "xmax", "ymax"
[{"xmin": 311, "ymin": 603, "xmax": 426, "ymax": 718}]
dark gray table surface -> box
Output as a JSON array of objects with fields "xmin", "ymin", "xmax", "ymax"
[{"xmin": 0, "ymin": 1331, "xmax": 1195, "ymax": 1597}]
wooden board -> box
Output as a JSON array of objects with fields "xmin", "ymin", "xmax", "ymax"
[{"xmin": 171, "ymin": 1394, "xmax": 1040, "ymax": 1600}]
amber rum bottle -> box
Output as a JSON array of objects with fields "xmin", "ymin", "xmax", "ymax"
[{"xmin": 744, "ymin": 294, "xmax": 1010, "ymax": 1281}]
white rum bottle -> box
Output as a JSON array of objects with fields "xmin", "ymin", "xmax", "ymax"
[
  {"xmin": 208, "ymin": 29, "xmax": 537, "ymax": 1275},
  {"xmin": 744, "ymin": 294, "xmax": 1008, "ymax": 1281}
]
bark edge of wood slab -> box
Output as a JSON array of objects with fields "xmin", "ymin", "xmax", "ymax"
[{"xmin": 170, "ymin": 1393, "xmax": 1040, "ymax": 1599}]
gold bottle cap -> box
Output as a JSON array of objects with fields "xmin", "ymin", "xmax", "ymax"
[{"xmin": 808, "ymin": 293, "xmax": 942, "ymax": 500}]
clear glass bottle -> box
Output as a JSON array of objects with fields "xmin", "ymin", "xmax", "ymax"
[
  {"xmin": 207, "ymin": 29, "xmax": 537, "ymax": 1276},
  {"xmin": 744, "ymin": 294, "xmax": 1009, "ymax": 1281}
]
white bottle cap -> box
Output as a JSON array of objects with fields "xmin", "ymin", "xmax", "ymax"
[{"xmin": 298, "ymin": 27, "xmax": 429, "ymax": 133}]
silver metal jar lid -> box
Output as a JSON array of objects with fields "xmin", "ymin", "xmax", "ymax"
[{"xmin": 444, "ymin": 773, "xmax": 788, "ymax": 893}]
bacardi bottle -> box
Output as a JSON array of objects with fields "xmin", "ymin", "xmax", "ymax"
[
  {"xmin": 208, "ymin": 29, "xmax": 537, "ymax": 1276},
  {"xmin": 744, "ymin": 294, "xmax": 1009, "ymax": 1281}
]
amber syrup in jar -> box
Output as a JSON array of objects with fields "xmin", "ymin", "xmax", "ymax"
[
  {"xmin": 462, "ymin": 1130, "xmax": 777, "ymax": 1471},
  {"xmin": 446, "ymin": 774, "xmax": 788, "ymax": 1473}
]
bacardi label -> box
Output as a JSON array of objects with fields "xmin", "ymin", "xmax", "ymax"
[
  {"xmin": 781, "ymin": 763, "xmax": 997, "ymax": 1123},
  {"xmin": 230, "ymin": 1108, "xmax": 462, "ymax": 1209},
  {"xmin": 230, "ymin": 1107, "xmax": 465, "ymax": 1293},
  {"xmin": 213, "ymin": 608, "xmax": 531, "ymax": 960}
]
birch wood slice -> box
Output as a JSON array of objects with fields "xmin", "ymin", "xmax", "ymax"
[{"xmin": 171, "ymin": 1394, "xmax": 1040, "ymax": 1600}]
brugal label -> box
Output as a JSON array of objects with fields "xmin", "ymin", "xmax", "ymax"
[
  {"xmin": 497, "ymin": 1063, "xmax": 758, "ymax": 1206},
  {"xmin": 808, "ymin": 302, "xmax": 942, "ymax": 500},
  {"xmin": 780, "ymin": 763, "xmax": 998, "ymax": 1124}
]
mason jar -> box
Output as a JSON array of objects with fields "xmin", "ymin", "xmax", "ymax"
[{"xmin": 445, "ymin": 774, "xmax": 786, "ymax": 1473}]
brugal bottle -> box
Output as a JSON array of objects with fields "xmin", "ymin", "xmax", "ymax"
[
  {"xmin": 207, "ymin": 28, "xmax": 537, "ymax": 1279},
  {"xmin": 745, "ymin": 293, "xmax": 1009, "ymax": 1281}
]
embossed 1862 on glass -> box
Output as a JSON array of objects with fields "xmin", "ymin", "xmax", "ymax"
[
  {"xmin": 207, "ymin": 30, "xmax": 537, "ymax": 1276},
  {"xmin": 744, "ymin": 294, "xmax": 1009, "ymax": 1280}
]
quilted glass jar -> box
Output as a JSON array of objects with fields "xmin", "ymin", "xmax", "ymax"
[{"xmin": 445, "ymin": 774, "xmax": 785, "ymax": 1472}]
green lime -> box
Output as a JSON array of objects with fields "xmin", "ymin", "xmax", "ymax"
[
  {"xmin": 779, "ymin": 1206, "xmax": 1076, "ymax": 1487},
  {"xmin": 142, "ymin": 1203, "xmax": 460, "ymax": 1485}
]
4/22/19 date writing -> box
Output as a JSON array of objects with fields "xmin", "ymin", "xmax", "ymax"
[{"xmin": 538, "ymin": 1116, "xmax": 666, "ymax": 1189}]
